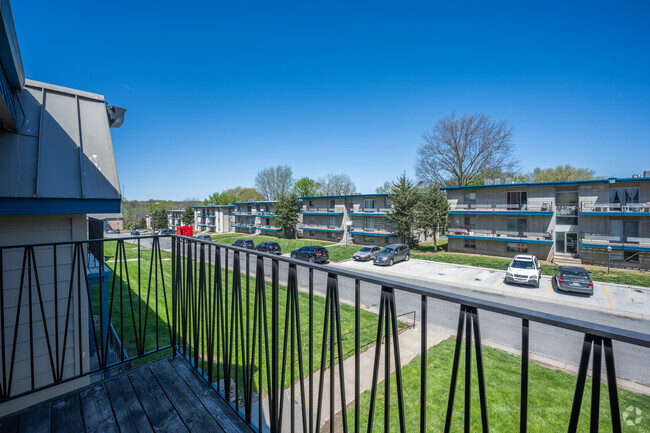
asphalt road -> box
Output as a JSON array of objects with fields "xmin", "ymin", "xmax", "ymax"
[{"xmin": 118, "ymin": 235, "xmax": 650, "ymax": 387}]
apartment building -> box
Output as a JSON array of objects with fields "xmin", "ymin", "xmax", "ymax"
[
  {"xmin": 192, "ymin": 205, "xmax": 234, "ymax": 233},
  {"xmin": 299, "ymin": 194, "xmax": 398, "ymax": 245},
  {"xmin": 232, "ymin": 201, "xmax": 282, "ymax": 236},
  {"xmin": 166, "ymin": 209, "xmax": 184, "ymax": 230},
  {"xmin": 442, "ymin": 175, "xmax": 650, "ymax": 269}
]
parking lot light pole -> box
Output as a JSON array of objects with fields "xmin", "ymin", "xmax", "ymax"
[{"xmin": 607, "ymin": 246, "xmax": 612, "ymax": 274}]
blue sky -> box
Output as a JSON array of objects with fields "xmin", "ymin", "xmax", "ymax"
[{"xmin": 12, "ymin": 0, "xmax": 650, "ymax": 201}]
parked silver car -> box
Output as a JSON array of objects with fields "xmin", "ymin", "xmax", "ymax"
[
  {"xmin": 373, "ymin": 244, "xmax": 409, "ymax": 266},
  {"xmin": 353, "ymin": 245, "xmax": 381, "ymax": 261}
]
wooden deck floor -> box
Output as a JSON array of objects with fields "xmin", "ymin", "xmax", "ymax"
[{"xmin": 0, "ymin": 356, "xmax": 253, "ymax": 433}]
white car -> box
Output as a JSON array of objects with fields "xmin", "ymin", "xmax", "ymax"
[{"xmin": 505, "ymin": 254, "xmax": 541, "ymax": 288}]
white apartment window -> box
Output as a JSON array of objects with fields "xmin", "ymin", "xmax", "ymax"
[
  {"xmin": 365, "ymin": 218, "xmax": 375, "ymax": 229},
  {"xmin": 309, "ymin": 200, "xmax": 314, "ymax": 207},
  {"xmin": 364, "ymin": 199, "xmax": 375, "ymax": 209},
  {"xmin": 330, "ymin": 200, "xmax": 336, "ymax": 209},
  {"xmin": 310, "ymin": 231, "xmax": 315, "ymax": 237},
  {"xmin": 327, "ymin": 232, "xmax": 335, "ymax": 239},
  {"xmin": 610, "ymin": 187, "xmax": 639, "ymax": 204},
  {"xmin": 309, "ymin": 216, "xmax": 315, "ymax": 224},
  {"xmin": 385, "ymin": 198, "xmax": 392, "ymax": 207},
  {"xmin": 464, "ymin": 192, "xmax": 476, "ymax": 203},
  {"xmin": 463, "ymin": 216, "xmax": 476, "ymax": 229},
  {"xmin": 506, "ymin": 191, "xmax": 528, "ymax": 209},
  {"xmin": 507, "ymin": 218, "xmax": 527, "ymax": 234},
  {"xmin": 464, "ymin": 239, "xmax": 476, "ymax": 249},
  {"xmin": 506, "ymin": 243, "xmax": 528, "ymax": 253},
  {"xmin": 328, "ymin": 216, "xmax": 336, "ymax": 227},
  {"xmin": 365, "ymin": 236, "xmax": 375, "ymax": 243}
]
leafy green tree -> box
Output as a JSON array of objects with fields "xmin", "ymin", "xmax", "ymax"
[
  {"xmin": 275, "ymin": 193, "xmax": 301, "ymax": 238},
  {"xmin": 293, "ymin": 177, "xmax": 321, "ymax": 197},
  {"xmin": 181, "ymin": 206, "xmax": 195, "ymax": 225},
  {"xmin": 415, "ymin": 184, "xmax": 449, "ymax": 251},
  {"xmin": 387, "ymin": 175, "xmax": 420, "ymax": 246},
  {"xmin": 527, "ymin": 165, "xmax": 599, "ymax": 182},
  {"xmin": 152, "ymin": 209, "xmax": 167, "ymax": 231}
]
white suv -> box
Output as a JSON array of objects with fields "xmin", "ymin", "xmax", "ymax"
[{"xmin": 505, "ymin": 254, "xmax": 541, "ymax": 288}]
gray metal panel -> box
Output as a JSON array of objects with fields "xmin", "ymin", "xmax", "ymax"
[
  {"xmin": 78, "ymin": 97, "xmax": 120, "ymax": 199},
  {"xmin": 0, "ymin": 79, "xmax": 120, "ymax": 201},
  {"xmin": 37, "ymin": 89, "xmax": 82, "ymax": 198},
  {"xmin": 0, "ymin": 133, "xmax": 37, "ymax": 196}
]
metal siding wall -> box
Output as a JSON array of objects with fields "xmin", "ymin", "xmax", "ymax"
[{"xmin": 0, "ymin": 214, "xmax": 88, "ymax": 412}]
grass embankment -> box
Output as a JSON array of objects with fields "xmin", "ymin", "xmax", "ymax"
[
  {"xmin": 207, "ymin": 233, "xmax": 362, "ymax": 263},
  {"xmin": 96, "ymin": 240, "xmax": 397, "ymax": 392},
  {"xmin": 411, "ymin": 240, "xmax": 650, "ymax": 288},
  {"xmin": 347, "ymin": 339, "xmax": 650, "ymax": 432}
]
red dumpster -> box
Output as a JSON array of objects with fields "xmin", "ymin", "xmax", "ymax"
[{"xmin": 176, "ymin": 225, "xmax": 193, "ymax": 237}]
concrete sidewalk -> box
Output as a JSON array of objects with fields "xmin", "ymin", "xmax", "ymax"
[{"xmin": 251, "ymin": 323, "xmax": 453, "ymax": 432}]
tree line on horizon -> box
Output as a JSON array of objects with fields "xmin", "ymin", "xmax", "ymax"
[{"xmin": 123, "ymin": 111, "xmax": 612, "ymax": 231}]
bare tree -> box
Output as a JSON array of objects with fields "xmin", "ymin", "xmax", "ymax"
[
  {"xmin": 375, "ymin": 181, "xmax": 392, "ymax": 194},
  {"xmin": 415, "ymin": 112, "xmax": 518, "ymax": 186},
  {"xmin": 255, "ymin": 165, "xmax": 294, "ymax": 200},
  {"xmin": 318, "ymin": 174, "xmax": 357, "ymax": 195}
]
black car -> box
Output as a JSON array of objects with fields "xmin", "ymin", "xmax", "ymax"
[
  {"xmin": 131, "ymin": 229, "xmax": 141, "ymax": 236},
  {"xmin": 196, "ymin": 234, "xmax": 212, "ymax": 242},
  {"xmin": 256, "ymin": 241, "xmax": 282, "ymax": 255},
  {"xmin": 232, "ymin": 239, "xmax": 255, "ymax": 249},
  {"xmin": 290, "ymin": 246, "xmax": 329, "ymax": 263},
  {"xmin": 554, "ymin": 266, "xmax": 594, "ymax": 295},
  {"xmin": 373, "ymin": 244, "xmax": 410, "ymax": 266}
]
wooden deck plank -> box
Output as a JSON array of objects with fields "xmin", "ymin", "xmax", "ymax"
[
  {"xmin": 18, "ymin": 400, "xmax": 50, "ymax": 433},
  {"xmin": 150, "ymin": 359, "xmax": 225, "ymax": 433},
  {"xmin": 170, "ymin": 357, "xmax": 253, "ymax": 433},
  {"xmin": 104, "ymin": 374, "xmax": 154, "ymax": 433},
  {"xmin": 127, "ymin": 366, "xmax": 189, "ymax": 433},
  {"xmin": 51, "ymin": 392, "xmax": 84, "ymax": 433},
  {"xmin": 79, "ymin": 384, "xmax": 119, "ymax": 433}
]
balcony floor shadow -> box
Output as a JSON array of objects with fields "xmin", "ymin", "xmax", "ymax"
[{"xmin": 0, "ymin": 356, "xmax": 253, "ymax": 433}]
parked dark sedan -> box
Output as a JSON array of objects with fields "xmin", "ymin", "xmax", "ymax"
[
  {"xmin": 554, "ymin": 266, "xmax": 594, "ymax": 295},
  {"xmin": 290, "ymin": 246, "xmax": 329, "ymax": 263},
  {"xmin": 131, "ymin": 229, "xmax": 141, "ymax": 236},
  {"xmin": 232, "ymin": 239, "xmax": 255, "ymax": 249},
  {"xmin": 256, "ymin": 241, "xmax": 282, "ymax": 255},
  {"xmin": 196, "ymin": 234, "xmax": 212, "ymax": 242},
  {"xmin": 373, "ymin": 244, "xmax": 410, "ymax": 266}
]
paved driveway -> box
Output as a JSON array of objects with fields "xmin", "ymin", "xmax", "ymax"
[{"xmin": 338, "ymin": 258, "xmax": 650, "ymax": 317}]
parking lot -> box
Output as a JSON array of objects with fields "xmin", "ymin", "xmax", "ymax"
[{"xmin": 337, "ymin": 257, "xmax": 650, "ymax": 317}]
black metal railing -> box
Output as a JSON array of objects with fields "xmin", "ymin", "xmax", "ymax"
[
  {"xmin": 169, "ymin": 234, "xmax": 650, "ymax": 433},
  {"xmin": 0, "ymin": 236, "xmax": 172, "ymax": 402},
  {"xmin": 1, "ymin": 234, "xmax": 650, "ymax": 433}
]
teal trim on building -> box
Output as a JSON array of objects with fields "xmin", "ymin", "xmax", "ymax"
[
  {"xmin": 580, "ymin": 212, "xmax": 650, "ymax": 217},
  {"xmin": 580, "ymin": 243, "xmax": 650, "ymax": 252},
  {"xmin": 301, "ymin": 227, "xmax": 345, "ymax": 233},
  {"xmin": 299, "ymin": 212, "xmax": 344, "ymax": 216},
  {"xmin": 349, "ymin": 212, "xmax": 388, "ymax": 217},
  {"xmin": 350, "ymin": 231, "xmax": 397, "ymax": 238},
  {"xmin": 449, "ymin": 210, "xmax": 554, "ymax": 216},
  {"xmin": 447, "ymin": 234, "xmax": 553, "ymax": 245}
]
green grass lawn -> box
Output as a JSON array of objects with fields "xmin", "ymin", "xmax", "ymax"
[
  {"xmin": 208, "ymin": 233, "xmax": 331, "ymax": 252},
  {"xmin": 411, "ymin": 240, "xmax": 650, "ymax": 288},
  {"xmin": 347, "ymin": 338, "xmax": 650, "ymax": 432},
  {"xmin": 95, "ymin": 248, "xmax": 399, "ymax": 395},
  {"xmin": 326, "ymin": 244, "xmax": 363, "ymax": 262}
]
